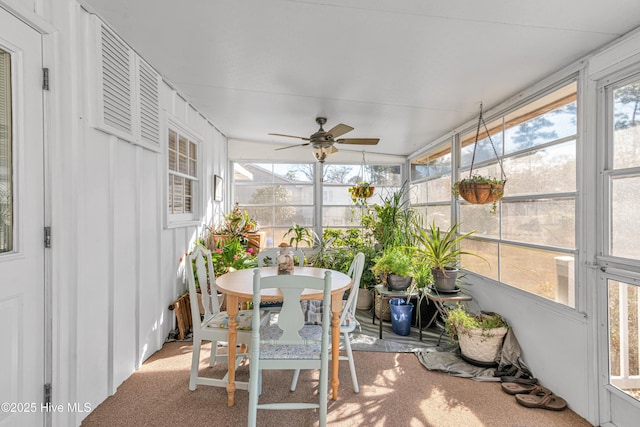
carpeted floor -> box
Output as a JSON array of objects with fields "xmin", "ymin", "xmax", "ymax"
[{"xmin": 81, "ymin": 310, "xmax": 594, "ymax": 427}]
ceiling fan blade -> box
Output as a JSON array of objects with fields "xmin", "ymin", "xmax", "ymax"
[
  {"xmin": 275, "ymin": 142, "xmax": 310, "ymax": 151},
  {"xmin": 326, "ymin": 123, "xmax": 354, "ymax": 138},
  {"xmin": 337, "ymin": 138, "xmax": 380, "ymax": 145},
  {"xmin": 269, "ymin": 133, "xmax": 310, "ymax": 141}
]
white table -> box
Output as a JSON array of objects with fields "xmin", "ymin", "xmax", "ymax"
[{"xmin": 215, "ymin": 266, "xmax": 352, "ymax": 406}]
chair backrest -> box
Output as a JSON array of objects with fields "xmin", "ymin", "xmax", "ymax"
[
  {"xmin": 340, "ymin": 252, "xmax": 366, "ymax": 326},
  {"xmin": 186, "ymin": 245, "xmax": 222, "ymax": 329},
  {"xmin": 257, "ymin": 247, "xmax": 305, "ymax": 267},
  {"xmin": 251, "ymin": 270, "xmax": 332, "ymax": 345}
]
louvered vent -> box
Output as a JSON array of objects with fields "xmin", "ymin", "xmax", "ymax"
[
  {"xmin": 100, "ymin": 25, "xmax": 132, "ymax": 134},
  {"xmin": 138, "ymin": 60, "xmax": 160, "ymax": 144}
]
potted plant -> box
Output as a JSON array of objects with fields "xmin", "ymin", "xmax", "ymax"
[
  {"xmin": 284, "ymin": 223, "xmax": 316, "ymax": 249},
  {"xmin": 348, "ymin": 181, "xmax": 375, "ymax": 203},
  {"xmin": 208, "ymin": 203, "xmax": 262, "ymax": 252},
  {"xmin": 452, "ymin": 175, "xmax": 506, "ymax": 213},
  {"xmin": 444, "ymin": 305, "xmax": 509, "ymax": 366},
  {"xmin": 371, "ymin": 247, "xmax": 413, "ymax": 291},
  {"xmin": 411, "ymin": 221, "xmax": 484, "ymax": 292},
  {"xmin": 309, "ymin": 228, "xmax": 378, "ymax": 310}
]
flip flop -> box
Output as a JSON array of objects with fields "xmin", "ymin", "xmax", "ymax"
[
  {"xmin": 501, "ymin": 382, "xmax": 538, "ymax": 395},
  {"xmin": 501, "ymin": 375, "xmax": 538, "ymax": 385},
  {"xmin": 515, "ymin": 387, "xmax": 567, "ymax": 411}
]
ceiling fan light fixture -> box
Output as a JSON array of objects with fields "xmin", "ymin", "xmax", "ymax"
[{"xmin": 312, "ymin": 145, "xmax": 333, "ymax": 163}]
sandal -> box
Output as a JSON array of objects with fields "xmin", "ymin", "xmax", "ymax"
[
  {"xmin": 515, "ymin": 386, "xmax": 567, "ymax": 411},
  {"xmin": 501, "ymin": 382, "xmax": 538, "ymax": 395}
]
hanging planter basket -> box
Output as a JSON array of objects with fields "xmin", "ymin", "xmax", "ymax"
[
  {"xmin": 348, "ymin": 184, "xmax": 375, "ymax": 200},
  {"xmin": 452, "ymin": 103, "xmax": 507, "ymax": 211},
  {"xmin": 456, "ymin": 179, "xmax": 505, "ymax": 205}
]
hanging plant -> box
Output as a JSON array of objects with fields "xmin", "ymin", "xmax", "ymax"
[
  {"xmin": 453, "ymin": 175, "xmax": 505, "ymax": 204},
  {"xmin": 348, "ymin": 181, "xmax": 375, "ymax": 202},
  {"xmin": 452, "ymin": 103, "xmax": 507, "ymax": 213}
]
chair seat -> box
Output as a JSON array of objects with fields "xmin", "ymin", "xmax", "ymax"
[
  {"xmin": 258, "ymin": 324, "xmax": 323, "ymax": 359},
  {"xmin": 205, "ymin": 309, "xmax": 260, "ymax": 330}
]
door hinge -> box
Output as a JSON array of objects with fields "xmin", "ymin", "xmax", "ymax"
[
  {"xmin": 42, "ymin": 68, "xmax": 49, "ymax": 91},
  {"xmin": 44, "ymin": 226, "xmax": 52, "ymax": 248},
  {"xmin": 44, "ymin": 383, "xmax": 52, "ymax": 406}
]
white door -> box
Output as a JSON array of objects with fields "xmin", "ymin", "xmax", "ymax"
[
  {"xmin": 0, "ymin": 8, "xmax": 45, "ymax": 427},
  {"xmin": 598, "ymin": 71, "xmax": 640, "ymax": 426}
]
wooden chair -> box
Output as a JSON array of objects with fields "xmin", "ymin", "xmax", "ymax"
[
  {"xmin": 186, "ymin": 245, "xmax": 258, "ymax": 391},
  {"xmin": 257, "ymin": 247, "xmax": 305, "ymax": 311},
  {"xmin": 290, "ymin": 252, "xmax": 365, "ymax": 393},
  {"xmin": 247, "ymin": 270, "xmax": 332, "ymax": 427}
]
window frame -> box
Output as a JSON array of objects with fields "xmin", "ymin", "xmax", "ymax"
[
  {"xmin": 410, "ymin": 77, "xmax": 580, "ymax": 308},
  {"xmin": 165, "ymin": 115, "xmax": 202, "ymax": 228}
]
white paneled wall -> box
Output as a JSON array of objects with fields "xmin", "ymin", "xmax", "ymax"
[{"xmin": 40, "ymin": 4, "xmax": 229, "ymax": 425}]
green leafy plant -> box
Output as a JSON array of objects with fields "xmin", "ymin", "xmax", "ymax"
[
  {"xmin": 309, "ymin": 228, "xmax": 377, "ymax": 289},
  {"xmin": 367, "ymin": 182, "xmax": 419, "ymax": 250},
  {"xmin": 218, "ymin": 202, "xmax": 258, "ymax": 236},
  {"xmin": 348, "ymin": 181, "xmax": 375, "ymax": 204},
  {"xmin": 444, "ymin": 304, "xmax": 508, "ymax": 341},
  {"xmin": 411, "ymin": 221, "xmax": 483, "ymax": 273},
  {"xmin": 182, "ymin": 237, "xmax": 257, "ymax": 285},
  {"xmin": 371, "ymin": 247, "xmax": 413, "ymax": 278},
  {"xmin": 284, "ymin": 223, "xmax": 316, "ymax": 249}
]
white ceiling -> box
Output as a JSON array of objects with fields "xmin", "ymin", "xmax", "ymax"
[{"xmin": 83, "ymin": 0, "xmax": 640, "ymax": 158}]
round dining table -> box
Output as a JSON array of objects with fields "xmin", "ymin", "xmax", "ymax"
[{"xmin": 215, "ymin": 266, "xmax": 352, "ymax": 406}]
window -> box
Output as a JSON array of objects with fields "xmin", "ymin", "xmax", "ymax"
[
  {"xmin": 609, "ymin": 76, "xmax": 640, "ymax": 260},
  {"xmin": 410, "ymin": 141, "xmax": 452, "ymax": 230},
  {"xmin": 410, "ymin": 80, "xmax": 578, "ymax": 307},
  {"xmin": 167, "ymin": 125, "xmax": 200, "ymax": 223},
  {"xmin": 322, "ymin": 163, "xmax": 402, "ymax": 232},
  {"xmin": 0, "ymin": 49, "xmax": 11, "ymax": 252},
  {"xmin": 460, "ymin": 81, "xmax": 578, "ymax": 306},
  {"xmin": 232, "ymin": 162, "xmax": 314, "ymax": 248}
]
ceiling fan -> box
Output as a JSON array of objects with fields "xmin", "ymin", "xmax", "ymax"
[{"xmin": 269, "ymin": 117, "xmax": 379, "ymax": 162}]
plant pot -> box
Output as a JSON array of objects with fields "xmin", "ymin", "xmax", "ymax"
[
  {"xmin": 457, "ymin": 326, "xmax": 509, "ymax": 366},
  {"xmin": 432, "ymin": 267, "xmax": 458, "ymax": 291},
  {"xmin": 356, "ymin": 288, "xmax": 373, "ymax": 310},
  {"xmin": 457, "ymin": 181, "xmax": 505, "ymax": 205},
  {"xmin": 386, "ymin": 274, "xmax": 413, "ymax": 291},
  {"xmin": 390, "ymin": 298, "xmax": 414, "ymax": 336}
]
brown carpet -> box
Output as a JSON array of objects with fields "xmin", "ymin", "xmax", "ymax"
[{"xmin": 81, "ymin": 342, "xmax": 593, "ymax": 427}]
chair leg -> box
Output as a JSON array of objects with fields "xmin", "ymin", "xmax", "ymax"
[
  {"xmin": 248, "ymin": 347, "xmax": 260, "ymax": 427},
  {"xmin": 209, "ymin": 340, "xmax": 218, "ymax": 367},
  {"xmin": 290, "ymin": 369, "xmax": 301, "ymax": 391},
  {"xmin": 343, "ymin": 332, "xmax": 359, "ymax": 393},
  {"xmin": 190, "ymin": 338, "xmax": 201, "ymax": 391}
]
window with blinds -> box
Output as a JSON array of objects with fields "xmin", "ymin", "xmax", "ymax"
[
  {"xmin": 0, "ymin": 49, "xmax": 12, "ymax": 253},
  {"xmin": 168, "ymin": 128, "xmax": 198, "ymax": 216}
]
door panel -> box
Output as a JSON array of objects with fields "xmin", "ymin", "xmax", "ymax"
[
  {"xmin": 0, "ymin": 8, "xmax": 45, "ymax": 427},
  {"xmin": 600, "ymin": 73, "xmax": 640, "ymax": 426}
]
